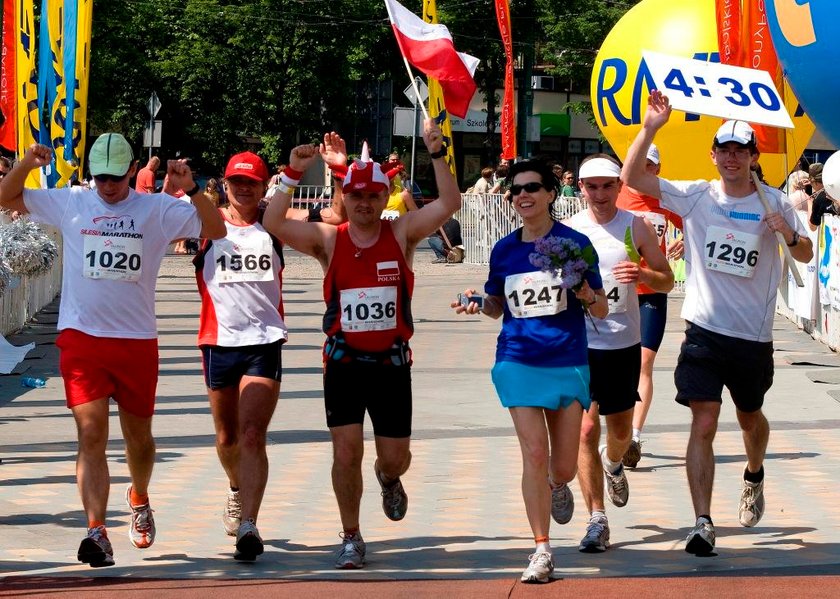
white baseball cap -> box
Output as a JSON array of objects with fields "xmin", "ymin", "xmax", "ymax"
[
  {"xmin": 714, "ymin": 120, "xmax": 756, "ymax": 147},
  {"xmin": 646, "ymin": 144, "xmax": 660, "ymax": 165},
  {"xmin": 578, "ymin": 157, "xmax": 621, "ymax": 179}
]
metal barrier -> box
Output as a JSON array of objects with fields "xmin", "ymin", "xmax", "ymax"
[
  {"xmin": 457, "ymin": 194, "xmax": 589, "ymax": 265},
  {"xmin": 0, "ymin": 226, "xmax": 63, "ymax": 335},
  {"xmin": 288, "ymin": 185, "xmax": 331, "ymax": 211}
]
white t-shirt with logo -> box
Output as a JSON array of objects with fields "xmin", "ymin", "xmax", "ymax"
[
  {"xmin": 660, "ymin": 179, "xmax": 807, "ymax": 342},
  {"xmin": 568, "ymin": 208, "xmax": 641, "ymax": 350},
  {"xmin": 197, "ymin": 217, "xmax": 287, "ymax": 347},
  {"xmin": 24, "ymin": 187, "xmax": 201, "ymax": 339}
]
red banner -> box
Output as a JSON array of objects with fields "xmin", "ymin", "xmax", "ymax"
[
  {"xmin": 494, "ymin": 0, "xmax": 516, "ymax": 160},
  {"xmin": 715, "ymin": 0, "xmax": 742, "ymax": 66},
  {"xmin": 0, "ymin": 0, "xmax": 16, "ymax": 151},
  {"xmin": 742, "ymin": 0, "xmax": 784, "ymax": 153}
]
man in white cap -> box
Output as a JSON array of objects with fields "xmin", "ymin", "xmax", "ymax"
[
  {"xmin": 567, "ymin": 153, "xmax": 673, "ymax": 553},
  {"xmin": 261, "ymin": 118, "xmax": 460, "ymax": 569},
  {"xmin": 615, "ymin": 143, "xmax": 684, "ymax": 468},
  {"xmin": 0, "ymin": 135, "xmax": 225, "ymax": 567},
  {"xmin": 622, "ymin": 91, "xmax": 812, "ymax": 556}
]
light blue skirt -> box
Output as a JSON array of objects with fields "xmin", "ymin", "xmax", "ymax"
[{"xmin": 491, "ymin": 361, "xmax": 591, "ymax": 411}]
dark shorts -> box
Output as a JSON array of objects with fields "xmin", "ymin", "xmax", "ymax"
[
  {"xmin": 307, "ymin": 207, "xmax": 323, "ymax": 223},
  {"xmin": 639, "ymin": 292, "xmax": 668, "ymax": 352},
  {"xmin": 201, "ymin": 340, "xmax": 283, "ymax": 390},
  {"xmin": 587, "ymin": 344, "xmax": 641, "ymax": 416},
  {"xmin": 323, "ymin": 359, "xmax": 412, "ymax": 438},
  {"xmin": 674, "ymin": 322, "xmax": 774, "ymax": 413}
]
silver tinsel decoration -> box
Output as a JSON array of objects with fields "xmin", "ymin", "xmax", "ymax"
[
  {"xmin": 0, "ymin": 218, "xmax": 59, "ymax": 278},
  {"xmin": 0, "ymin": 258, "xmax": 10, "ymax": 295}
]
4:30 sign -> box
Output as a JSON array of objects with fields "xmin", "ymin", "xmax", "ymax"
[{"xmin": 642, "ymin": 50, "xmax": 794, "ymax": 129}]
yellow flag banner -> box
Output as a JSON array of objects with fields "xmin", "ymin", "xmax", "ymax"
[
  {"xmin": 47, "ymin": 0, "xmax": 76, "ymax": 187},
  {"xmin": 15, "ymin": 0, "xmax": 39, "ymax": 188},
  {"xmin": 74, "ymin": 0, "xmax": 93, "ymax": 178},
  {"xmin": 422, "ymin": 0, "xmax": 457, "ymax": 178}
]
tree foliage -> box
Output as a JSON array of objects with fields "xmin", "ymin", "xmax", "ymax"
[{"xmin": 85, "ymin": 0, "xmax": 634, "ymax": 173}]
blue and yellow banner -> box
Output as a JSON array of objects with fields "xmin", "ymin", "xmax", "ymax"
[
  {"xmin": 15, "ymin": 0, "xmax": 39, "ymax": 188},
  {"xmin": 422, "ymin": 0, "xmax": 457, "ymax": 179},
  {"xmin": 73, "ymin": 0, "xmax": 92, "ymax": 178}
]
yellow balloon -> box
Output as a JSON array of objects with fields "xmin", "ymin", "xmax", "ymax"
[{"xmin": 590, "ymin": 0, "xmax": 814, "ymax": 187}]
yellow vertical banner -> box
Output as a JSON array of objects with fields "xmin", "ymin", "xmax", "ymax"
[
  {"xmin": 47, "ymin": 0, "xmax": 75, "ymax": 187},
  {"xmin": 74, "ymin": 0, "xmax": 92, "ymax": 178},
  {"xmin": 15, "ymin": 0, "xmax": 39, "ymax": 187},
  {"xmin": 422, "ymin": 0, "xmax": 457, "ymax": 178}
]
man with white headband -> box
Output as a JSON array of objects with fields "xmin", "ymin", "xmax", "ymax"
[
  {"xmin": 622, "ymin": 91, "xmax": 812, "ymax": 556},
  {"xmin": 261, "ymin": 118, "xmax": 460, "ymax": 570},
  {"xmin": 567, "ymin": 154, "xmax": 673, "ymax": 553},
  {"xmin": 615, "ymin": 144, "xmax": 684, "ymax": 468}
]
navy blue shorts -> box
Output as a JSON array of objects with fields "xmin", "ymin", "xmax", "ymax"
[
  {"xmin": 639, "ymin": 292, "xmax": 668, "ymax": 352},
  {"xmin": 588, "ymin": 344, "xmax": 641, "ymax": 416},
  {"xmin": 323, "ymin": 359, "xmax": 412, "ymax": 438},
  {"xmin": 201, "ymin": 340, "xmax": 283, "ymax": 390},
  {"xmin": 675, "ymin": 322, "xmax": 773, "ymax": 413}
]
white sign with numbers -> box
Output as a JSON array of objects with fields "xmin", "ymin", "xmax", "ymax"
[{"xmin": 642, "ymin": 51, "xmax": 794, "ymax": 129}]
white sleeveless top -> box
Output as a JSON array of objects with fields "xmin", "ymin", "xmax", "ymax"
[{"xmin": 568, "ymin": 208, "xmax": 641, "ymax": 350}]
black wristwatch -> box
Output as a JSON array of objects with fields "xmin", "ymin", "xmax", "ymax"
[
  {"xmin": 429, "ymin": 148, "xmax": 448, "ymax": 159},
  {"xmin": 786, "ymin": 231, "xmax": 800, "ymax": 247},
  {"xmin": 185, "ymin": 182, "xmax": 201, "ymax": 196}
]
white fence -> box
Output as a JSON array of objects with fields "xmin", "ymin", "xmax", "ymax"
[
  {"xmin": 1, "ymin": 226, "xmax": 63, "ymax": 335},
  {"xmin": 456, "ymin": 193, "xmax": 589, "ymax": 265}
]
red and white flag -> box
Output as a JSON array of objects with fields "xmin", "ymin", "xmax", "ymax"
[{"xmin": 385, "ymin": 0, "xmax": 478, "ymax": 119}]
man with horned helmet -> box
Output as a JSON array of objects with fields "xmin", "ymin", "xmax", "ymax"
[{"xmin": 262, "ymin": 118, "xmax": 459, "ymax": 569}]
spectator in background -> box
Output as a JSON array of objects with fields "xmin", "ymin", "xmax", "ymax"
[
  {"xmin": 427, "ymin": 216, "xmax": 463, "ymax": 263},
  {"xmin": 490, "ymin": 163, "xmax": 510, "ymax": 194},
  {"xmin": 809, "ymin": 163, "xmax": 837, "ymax": 231},
  {"xmin": 269, "ymin": 164, "xmax": 286, "ymax": 188},
  {"xmin": 561, "ymin": 171, "xmax": 576, "ymax": 197},
  {"xmin": 0, "ymin": 156, "xmax": 12, "ymax": 179},
  {"xmin": 205, "ymin": 178, "xmax": 221, "ymax": 207},
  {"xmin": 135, "ymin": 156, "xmax": 159, "ymax": 194},
  {"xmin": 471, "ymin": 167, "xmax": 494, "ymax": 194},
  {"xmin": 787, "ymin": 169, "xmax": 811, "ymax": 213}
]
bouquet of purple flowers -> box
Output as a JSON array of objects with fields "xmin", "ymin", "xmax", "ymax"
[{"xmin": 529, "ymin": 235, "xmax": 599, "ymax": 331}]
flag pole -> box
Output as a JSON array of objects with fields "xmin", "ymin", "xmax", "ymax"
[{"xmin": 384, "ymin": 0, "xmax": 430, "ymax": 121}]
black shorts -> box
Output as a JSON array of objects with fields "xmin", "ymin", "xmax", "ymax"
[
  {"xmin": 639, "ymin": 292, "xmax": 668, "ymax": 352},
  {"xmin": 307, "ymin": 207, "xmax": 323, "ymax": 222},
  {"xmin": 323, "ymin": 359, "xmax": 412, "ymax": 438},
  {"xmin": 201, "ymin": 340, "xmax": 283, "ymax": 390},
  {"xmin": 674, "ymin": 322, "xmax": 773, "ymax": 413},
  {"xmin": 587, "ymin": 344, "xmax": 641, "ymax": 415}
]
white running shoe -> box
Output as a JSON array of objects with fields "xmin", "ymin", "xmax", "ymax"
[
  {"xmin": 739, "ymin": 474, "xmax": 765, "ymax": 527},
  {"xmin": 125, "ymin": 486, "xmax": 155, "ymax": 549},
  {"xmin": 335, "ymin": 532, "xmax": 366, "ymax": 569},
  {"xmin": 520, "ymin": 551, "xmax": 554, "ymax": 583},
  {"xmin": 223, "ymin": 489, "xmax": 242, "ymax": 536},
  {"xmin": 685, "ymin": 520, "xmax": 716, "ymax": 555}
]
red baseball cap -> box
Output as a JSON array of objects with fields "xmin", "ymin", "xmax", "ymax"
[{"xmin": 224, "ymin": 152, "xmax": 269, "ymax": 182}]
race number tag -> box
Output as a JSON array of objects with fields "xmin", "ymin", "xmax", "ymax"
[
  {"xmin": 83, "ymin": 235, "xmax": 143, "ymax": 282},
  {"xmin": 601, "ymin": 272, "xmax": 629, "ymax": 314},
  {"xmin": 635, "ymin": 211, "xmax": 667, "ymax": 244},
  {"xmin": 704, "ymin": 226, "xmax": 760, "ymax": 278},
  {"xmin": 340, "ymin": 286, "xmax": 398, "ymax": 332},
  {"xmin": 381, "ymin": 209, "xmax": 401, "ymax": 221},
  {"xmin": 504, "ymin": 270, "xmax": 567, "ymax": 318},
  {"xmin": 213, "ymin": 235, "xmax": 274, "ymax": 283},
  {"xmin": 642, "ymin": 51, "xmax": 794, "ymax": 128}
]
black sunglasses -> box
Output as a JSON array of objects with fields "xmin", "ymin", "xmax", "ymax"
[
  {"xmin": 509, "ymin": 181, "xmax": 546, "ymax": 196},
  {"xmin": 93, "ymin": 173, "xmax": 128, "ymax": 183}
]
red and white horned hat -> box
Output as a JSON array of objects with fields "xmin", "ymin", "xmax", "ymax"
[{"xmin": 337, "ymin": 142, "xmax": 402, "ymax": 193}]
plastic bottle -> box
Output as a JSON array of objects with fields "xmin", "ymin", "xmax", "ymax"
[{"xmin": 20, "ymin": 376, "xmax": 46, "ymax": 388}]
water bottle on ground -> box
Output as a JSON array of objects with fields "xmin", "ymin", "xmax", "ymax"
[{"xmin": 20, "ymin": 376, "xmax": 46, "ymax": 388}]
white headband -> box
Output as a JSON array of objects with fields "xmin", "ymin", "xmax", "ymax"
[{"xmin": 578, "ymin": 158, "xmax": 621, "ymax": 180}]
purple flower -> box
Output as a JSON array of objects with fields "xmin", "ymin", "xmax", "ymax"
[{"xmin": 529, "ymin": 235, "xmax": 594, "ymax": 290}]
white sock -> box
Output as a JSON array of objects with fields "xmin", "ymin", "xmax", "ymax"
[
  {"xmin": 632, "ymin": 428, "xmax": 641, "ymax": 441},
  {"xmin": 603, "ymin": 453, "xmax": 622, "ymax": 474},
  {"xmin": 535, "ymin": 540, "xmax": 551, "ymax": 554},
  {"xmin": 591, "ymin": 510, "xmax": 607, "ymax": 521}
]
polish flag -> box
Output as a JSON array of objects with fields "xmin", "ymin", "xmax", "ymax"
[{"xmin": 385, "ymin": 0, "xmax": 479, "ymax": 119}]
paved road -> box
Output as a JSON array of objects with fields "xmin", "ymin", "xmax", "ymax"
[{"xmin": 3, "ymin": 253, "xmax": 840, "ymax": 596}]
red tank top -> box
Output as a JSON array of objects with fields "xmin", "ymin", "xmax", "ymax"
[
  {"xmin": 323, "ymin": 221, "xmax": 415, "ymax": 352},
  {"xmin": 616, "ymin": 186, "xmax": 683, "ymax": 295}
]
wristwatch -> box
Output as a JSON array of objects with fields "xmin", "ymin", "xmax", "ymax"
[
  {"xmin": 429, "ymin": 148, "xmax": 448, "ymax": 159},
  {"xmin": 786, "ymin": 231, "xmax": 800, "ymax": 247},
  {"xmin": 185, "ymin": 182, "xmax": 201, "ymax": 196}
]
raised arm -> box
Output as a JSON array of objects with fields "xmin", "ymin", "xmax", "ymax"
[
  {"xmin": 166, "ymin": 159, "xmax": 226, "ymax": 239},
  {"xmin": 397, "ymin": 119, "xmax": 461, "ymax": 245},
  {"xmin": 318, "ymin": 132, "xmax": 348, "ymax": 225},
  {"xmin": 262, "ymin": 144, "xmax": 335, "ymax": 267},
  {"xmin": 0, "ymin": 144, "xmax": 52, "ymax": 214},
  {"xmin": 622, "ymin": 90, "xmax": 672, "ymax": 199}
]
